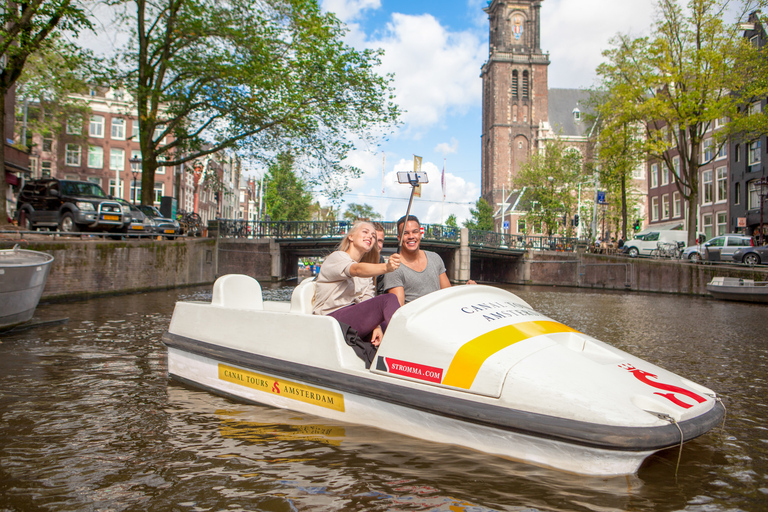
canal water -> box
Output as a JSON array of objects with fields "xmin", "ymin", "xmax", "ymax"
[{"xmin": 0, "ymin": 284, "xmax": 766, "ymax": 512}]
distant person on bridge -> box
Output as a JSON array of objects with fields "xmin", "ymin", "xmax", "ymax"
[
  {"xmin": 313, "ymin": 221, "xmax": 402, "ymax": 356},
  {"xmin": 382, "ymin": 215, "xmax": 475, "ymax": 306}
]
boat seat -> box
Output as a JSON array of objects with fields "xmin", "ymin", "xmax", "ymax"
[
  {"xmin": 211, "ymin": 274, "xmax": 263, "ymax": 310},
  {"xmin": 290, "ymin": 277, "xmax": 316, "ymax": 314}
]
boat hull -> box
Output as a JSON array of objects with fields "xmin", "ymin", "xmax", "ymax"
[
  {"xmin": 165, "ymin": 331, "xmax": 725, "ymax": 476},
  {"xmin": 706, "ymin": 284, "xmax": 768, "ymax": 304},
  {"xmin": 0, "ymin": 248, "xmax": 54, "ymax": 329}
]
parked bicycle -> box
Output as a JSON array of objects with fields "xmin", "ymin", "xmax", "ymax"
[{"xmin": 177, "ymin": 211, "xmax": 202, "ymax": 237}]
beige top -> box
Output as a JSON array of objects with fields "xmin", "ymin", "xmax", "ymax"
[{"xmin": 312, "ymin": 251, "xmax": 375, "ymax": 316}]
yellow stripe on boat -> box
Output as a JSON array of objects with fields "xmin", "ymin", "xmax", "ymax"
[{"xmin": 442, "ymin": 320, "xmax": 579, "ymax": 389}]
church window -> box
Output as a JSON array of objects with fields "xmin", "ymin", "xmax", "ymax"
[
  {"xmin": 512, "ymin": 71, "xmax": 518, "ymax": 98},
  {"xmin": 522, "ymin": 71, "xmax": 529, "ymax": 99}
]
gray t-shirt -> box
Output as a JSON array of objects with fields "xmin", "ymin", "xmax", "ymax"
[{"xmin": 381, "ymin": 251, "xmax": 446, "ymax": 303}]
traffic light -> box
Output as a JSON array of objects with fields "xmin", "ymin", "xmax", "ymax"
[
  {"xmin": 562, "ymin": 213, "xmax": 567, "ymax": 225},
  {"xmin": 574, "ymin": 214, "xmax": 579, "ymax": 226},
  {"xmin": 633, "ymin": 219, "xmax": 640, "ymax": 231}
]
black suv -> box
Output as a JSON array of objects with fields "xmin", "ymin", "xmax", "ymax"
[{"xmin": 16, "ymin": 178, "xmax": 128, "ymax": 233}]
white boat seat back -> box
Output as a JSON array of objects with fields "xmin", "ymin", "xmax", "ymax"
[
  {"xmin": 290, "ymin": 277, "xmax": 316, "ymax": 314},
  {"xmin": 211, "ymin": 274, "xmax": 263, "ymax": 310}
]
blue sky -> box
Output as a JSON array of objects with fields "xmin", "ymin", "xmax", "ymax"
[{"xmin": 317, "ymin": 0, "xmax": 660, "ymax": 224}]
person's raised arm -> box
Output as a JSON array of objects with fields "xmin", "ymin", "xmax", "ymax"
[{"xmin": 349, "ymin": 253, "xmax": 401, "ymax": 278}]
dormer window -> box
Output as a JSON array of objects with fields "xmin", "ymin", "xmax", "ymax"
[{"xmin": 572, "ymin": 108, "xmax": 581, "ymax": 121}]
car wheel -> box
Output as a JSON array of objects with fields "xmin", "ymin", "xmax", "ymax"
[
  {"xmin": 628, "ymin": 247, "xmax": 639, "ymax": 257},
  {"xmin": 743, "ymin": 253, "xmax": 761, "ymax": 266},
  {"xmin": 59, "ymin": 212, "xmax": 79, "ymax": 233},
  {"xmin": 688, "ymin": 252, "xmax": 701, "ymax": 261},
  {"xmin": 19, "ymin": 211, "xmax": 34, "ymax": 231}
]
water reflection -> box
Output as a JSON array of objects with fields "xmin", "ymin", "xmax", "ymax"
[{"xmin": 0, "ymin": 284, "xmax": 766, "ymax": 511}]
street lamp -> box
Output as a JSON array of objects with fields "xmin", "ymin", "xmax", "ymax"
[{"xmin": 129, "ymin": 155, "xmax": 141, "ymax": 204}]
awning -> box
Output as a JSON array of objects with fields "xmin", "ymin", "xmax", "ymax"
[{"xmin": 4, "ymin": 171, "xmax": 19, "ymax": 186}]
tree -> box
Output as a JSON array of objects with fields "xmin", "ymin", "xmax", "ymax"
[
  {"xmin": 263, "ymin": 153, "xmax": 312, "ymax": 221},
  {"xmin": 445, "ymin": 213, "xmax": 458, "ymax": 228},
  {"xmin": 597, "ymin": 0, "xmax": 768, "ymax": 245},
  {"xmin": 514, "ymin": 138, "xmax": 584, "ymax": 236},
  {"xmin": 0, "ymin": 0, "xmax": 92, "ymax": 225},
  {"xmin": 463, "ymin": 198, "xmax": 495, "ymax": 231},
  {"xmin": 343, "ymin": 203, "xmax": 380, "ymax": 221},
  {"xmin": 108, "ymin": 0, "xmax": 399, "ymax": 207}
]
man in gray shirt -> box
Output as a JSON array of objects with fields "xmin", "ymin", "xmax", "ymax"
[{"xmin": 382, "ymin": 215, "xmax": 474, "ymax": 305}]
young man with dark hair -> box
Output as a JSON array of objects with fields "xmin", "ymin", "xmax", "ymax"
[{"xmin": 382, "ymin": 215, "xmax": 473, "ymax": 305}]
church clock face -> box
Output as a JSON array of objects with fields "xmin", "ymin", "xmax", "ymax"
[{"xmin": 512, "ymin": 13, "xmax": 524, "ymax": 41}]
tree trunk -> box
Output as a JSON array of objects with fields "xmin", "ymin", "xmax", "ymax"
[{"xmin": 0, "ymin": 92, "xmax": 8, "ymax": 227}]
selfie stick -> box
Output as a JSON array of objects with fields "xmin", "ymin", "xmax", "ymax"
[{"xmin": 396, "ymin": 171, "xmax": 428, "ymax": 252}]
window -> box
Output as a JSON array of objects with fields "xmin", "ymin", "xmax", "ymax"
[
  {"xmin": 87, "ymin": 176, "xmax": 101, "ymax": 187},
  {"xmin": 131, "ymin": 120, "xmax": 139, "ymax": 140},
  {"xmin": 748, "ymin": 180, "xmax": 761, "ymax": 209},
  {"xmin": 30, "ymin": 159, "xmax": 37, "ymax": 178},
  {"xmin": 651, "ymin": 196, "xmax": 659, "ymax": 221},
  {"xmin": 131, "ymin": 181, "xmax": 142, "ymax": 203},
  {"xmin": 87, "ymin": 146, "xmax": 103, "ymax": 168},
  {"xmin": 89, "ymin": 115, "xmax": 105, "ymax": 137},
  {"xmin": 153, "ymin": 125, "xmax": 166, "ymax": 143},
  {"xmin": 717, "ymin": 142, "xmax": 727, "ymax": 159},
  {"xmin": 155, "ymin": 156, "xmax": 166, "ymax": 174},
  {"xmin": 109, "ymin": 148, "xmax": 125, "ymax": 171},
  {"xmin": 749, "ymin": 101, "xmax": 762, "ymax": 115},
  {"xmin": 65, "ymin": 144, "xmax": 81, "ymax": 166},
  {"xmin": 662, "ymin": 194, "xmax": 670, "ymax": 219},
  {"xmin": 511, "ymin": 71, "xmax": 518, "ymax": 98},
  {"xmin": 702, "ymin": 214, "xmax": 713, "ymax": 240},
  {"xmin": 748, "ymin": 140, "xmax": 761, "ymax": 166},
  {"xmin": 66, "ymin": 116, "xmax": 82, "ymax": 135},
  {"xmin": 42, "ymin": 137, "xmax": 53, "ymax": 152},
  {"xmin": 109, "ymin": 179, "xmax": 124, "ymax": 199},
  {"xmin": 735, "ymin": 182, "xmax": 741, "ymax": 205},
  {"xmin": 702, "ymin": 139, "xmax": 713, "ymax": 162},
  {"xmin": 153, "ymin": 183, "xmax": 164, "ymax": 204},
  {"xmin": 702, "ymin": 169, "xmax": 713, "ymax": 204},
  {"xmin": 651, "ymin": 163, "xmax": 658, "ymax": 188},
  {"xmin": 111, "ymin": 118, "xmax": 125, "ymax": 140},
  {"xmin": 662, "ymin": 163, "xmax": 670, "ymax": 185},
  {"xmin": 716, "ymin": 167, "xmax": 727, "ymax": 203},
  {"xmin": 632, "ymin": 163, "xmax": 644, "ymax": 179},
  {"xmin": 717, "ymin": 212, "xmax": 727, "ymax": 236},
  {"xmin": 522, "ymin": 71, "xmax": 529, "ymax": 99},
  {"xmin": 673, "ymin": 192, "xmax": 681, "ymax": 217},
  {"xmin": 41, "ymin": 161, "xmax": 52, "ymax": 177},
  {"xmin": 735, "ymin": 143, "xmax": 740, "ymax": 162},
  {"xmin": 672, "ymin": 156, "xmax": 680, "ymax": 181}
]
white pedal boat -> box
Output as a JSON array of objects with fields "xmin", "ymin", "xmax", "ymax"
[{"xmin": 163, "ymin": 274, "xmax": 724, "ymax": 476}]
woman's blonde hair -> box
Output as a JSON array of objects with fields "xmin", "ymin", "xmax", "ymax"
[{"xmin": 337, "ymin": 221, "xmax": 380, "ymax": 264}]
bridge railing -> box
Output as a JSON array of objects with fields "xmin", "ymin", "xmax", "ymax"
[{"xmin": 214, "ymin": 220, "xmax": 577, "ymax": 251}]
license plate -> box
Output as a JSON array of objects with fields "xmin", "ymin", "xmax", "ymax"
[
  {"xmin": 131, "ymin": 225, "xmax": 144, "ymax": 230},
  {"xmin": 164, "ymin": 229, "xmax": 175, "ymax": 234},
  {"xmin": 103, "ymin": 215, "xmax": 120, "ymax": 221}
]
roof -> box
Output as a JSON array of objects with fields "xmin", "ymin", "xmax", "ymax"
[{"xmin": 547, "ymin": 88, "xmax": 592, "ymax": 137}]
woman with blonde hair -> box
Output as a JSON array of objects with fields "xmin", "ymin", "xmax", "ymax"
[{"xmin": 313, "ymin": 221, "xmax": 401, "ymax": 354}]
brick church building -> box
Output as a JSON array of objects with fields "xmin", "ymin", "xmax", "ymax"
[{"xmin": 480, "ymin": 0, "xmax": 595, "ymax": 235}]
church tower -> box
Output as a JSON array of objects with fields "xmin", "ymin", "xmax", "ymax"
[{"xmin": 480, "ymin": 0, "xmax": 550, "ymax": 211}]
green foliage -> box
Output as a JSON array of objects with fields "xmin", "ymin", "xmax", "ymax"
[
  {"xmin": 263, "ymin": 153, "xmax": 312, "ymax": 221},
  {"xmin": 463, "ymin": 198, "xmax": 495, "ymax": 231},
  {"xmin": 110, "ymin": 0, "xmax": 400, "ymax": 206},
  {"xmin": 514, "ymin": 138, "xmax": 584, "ymax": 236},
  {"xmin": 343, "ymin": 203, "xmax": 380, "ymax": 221},
  {"xmin": 596, "ymin": 0, "xmax": 768, "ymax": 244},
  {"xmin": 445, "ymin": 214, "xmax": 458, "ymax": 228},
  {"xmin": 0, "ymin": 0, "xmax": 93, "ymax": 225}
]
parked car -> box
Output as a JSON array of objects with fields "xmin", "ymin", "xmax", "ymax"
[
  {"xmin": 622, "ymin": 229, "xmax": 688, "ymax": 257},
  {"xmin": 681, "ymin": 234, "xmax": 754, "ymax": 261},
  {"xmin": 16, "ymin": 178, "xmax": 127, "ymax": 234},
  {"xmin": 136, "ymin": 205, "xmax": 181, "ymax": 238},
  {"xmin": 732, "ymin": 244, "xmax": 768, "ymax": 265},
  {"xmin": 113, "ymin": 198, "xmax": 151, "ymax": 235}
]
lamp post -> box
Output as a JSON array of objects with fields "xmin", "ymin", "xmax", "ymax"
[
  {"xmin": 129, "ymin": 156, "xmax": 141, "ymax": 204},
  {"xmin": 192, "ymin": 160, "xmax": 203, "ymax": 214}
]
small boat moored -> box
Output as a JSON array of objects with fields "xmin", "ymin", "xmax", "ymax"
[
  {"xmin": 0, "ymin": 245, "xmax": 54, "ymax": 329},
  {"xmin": 706, "ymin": 276, "xmax": 768, "ymax": 304},
  {"xmin": 164, "ymin": 274, "xmax": 725, "ymax": 476}
]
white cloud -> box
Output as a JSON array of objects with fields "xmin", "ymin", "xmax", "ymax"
[
  {"xmin": 434, "ymin": 137, "xmax": 459, "ymax": 155},
  {"xmin": 321, "ymin": 0, "xmax": 381, "ymax": 24},
  {"xmin": 542, "ymin": 0, "xmax": 655, "ymax": 88},
  {"xmin": 369, "ymin": 13, "xmax": 486, "ymax": 132}
]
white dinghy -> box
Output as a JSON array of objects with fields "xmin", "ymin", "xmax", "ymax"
[{"xmin": 164, "ymin": 274, "xmax": 724, "ymax": 476}]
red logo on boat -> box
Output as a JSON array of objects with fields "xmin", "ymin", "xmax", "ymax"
[
  {"xmin": 620, "ymin": 363, "xmax": 706, "ymax": 409},
  {"xmin": 385, "ymin": 358, "xmax": 443, "ymax": 383}
]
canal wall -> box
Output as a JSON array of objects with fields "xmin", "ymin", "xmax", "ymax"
[
  {"xmin": 523, "ymin": 251, "xmax": 768, "ymax": 295},
  {"xmin": 1, "ymin": 237, "xmax": 217, "ymax": 301}
]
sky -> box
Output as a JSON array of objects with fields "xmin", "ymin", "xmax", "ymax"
[{"xmin": 312, "ymin": 0, "xmax": 661, "ymax": 224}]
